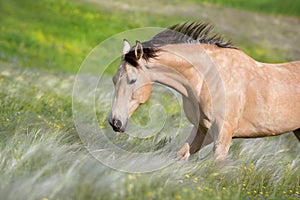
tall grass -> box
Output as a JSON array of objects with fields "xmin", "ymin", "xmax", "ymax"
[{"xmin": 0, "ymin": 64, "xmax": 299, "ymax": 199}]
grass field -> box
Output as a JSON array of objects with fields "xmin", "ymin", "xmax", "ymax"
[
  {"xmin": 1, "ymin": 0, "xmax": 299, "ymax": 74},
  {"xmin": 0, "ymin": 0, "xmax": 299, "ymax": 199},
  {"xmin": 1, "ymin": 64, "xmax": 299, "ymax": 200}
]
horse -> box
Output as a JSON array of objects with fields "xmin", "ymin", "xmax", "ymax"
[{"xmin": 108, "ymin": 21, "xmax": 300, "ymax": 161}]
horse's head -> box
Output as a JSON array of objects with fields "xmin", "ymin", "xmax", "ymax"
[{"xmin": 108, "ymin": 40, "xmax": 152, "ymax": 132}]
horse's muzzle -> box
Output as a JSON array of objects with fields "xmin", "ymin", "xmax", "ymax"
[{"xmin": 108, "ymin": 116, "xmax": 126, "ymax": 132}]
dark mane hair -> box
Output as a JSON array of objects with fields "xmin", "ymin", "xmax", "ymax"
[{"xmin": 125, "ymin": 21, "xmax": 236, "ymax": 67}]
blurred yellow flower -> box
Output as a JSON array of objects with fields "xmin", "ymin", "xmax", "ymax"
[{"xmin": 175, "ymin": 194, "xmax": 182, "ymax": 200}]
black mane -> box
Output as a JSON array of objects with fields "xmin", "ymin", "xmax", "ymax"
[{"xmin": 125, "ymin": 21, "xmax": 236, "ymax": 67}]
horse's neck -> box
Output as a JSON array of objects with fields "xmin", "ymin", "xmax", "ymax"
[
  {"xmin": 148, "ymin": 46, "xmax": 206, "ymax": 97},
  {"xmin": 147, "ymin": 59, "xmax": 203, "ymax": 125},
  {"xmin": 147, "ymin": 44, "xmax": 230, "ymax": 124},
  {"xmin": 147, "ymin": 46, "xmax": 213, "ymax": 123},
  {"xmin": 148, "ymin": 63, "xmax": 197, "ymax": 98},
  {"xmin": 149, "ymin": 44, "xmax": 222, "ymax": 97}
]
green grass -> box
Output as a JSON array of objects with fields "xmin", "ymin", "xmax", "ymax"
[
  {"xmin": 0, "ymin": 0, "xmax": 143, "ymax": 73},
  {"xmin": 0, "ymin": 64, "xmax": 299, "ymax": 199},
  {"xmin": 0, "ymin": 0, "xmax": 181, "ymax": 73},
  {"xmin": 0, "ymin": 0, "xmax": 297, "ymax": 74},
  {"xmin": 191, "ymin": 0, "xmax": 300, "ymax": 17}
]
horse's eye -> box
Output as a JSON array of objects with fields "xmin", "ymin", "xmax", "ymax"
[{"xmin": 128, "ymin": 78, "xmax": 136, "ymax": 84}]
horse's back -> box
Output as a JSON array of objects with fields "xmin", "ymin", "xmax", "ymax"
[{"xmin": 265, "ymin": 60, "xmax": 300, "ymax": 73}]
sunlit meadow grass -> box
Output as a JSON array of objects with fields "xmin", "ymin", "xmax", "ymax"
[{"xmin": 0, "ymin": 64, "xmax": 299, "ymax": 199}]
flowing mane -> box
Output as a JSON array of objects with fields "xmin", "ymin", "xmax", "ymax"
[
  {"xmin": 125, "ymin": 21, "xmax": 236, "ymax": 67},
  {"xmin": 151, "ymin": 21, "xmax": 235, "ymax": 48}
]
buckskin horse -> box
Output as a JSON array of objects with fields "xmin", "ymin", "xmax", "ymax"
[{"xmin": 108, "ymin": 22, "xmax": 300, "ymax": 161}]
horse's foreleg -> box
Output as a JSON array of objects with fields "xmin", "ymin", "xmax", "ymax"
[
  {"xmin": 293, "ymin": 129, "xmax": 300, "ymax": 142},
  {"xmin": 177, "ymin": 126, "xmax": 197, "ymax": 160},
  {"xmin": 177, "ymin": 125, "xmax": 212, "ymax": 160},
  {"xmin": 190, "ymin": 125, "xmax": 212, "ymax": 154},
  {"xmin": 177, "ymin": 142, "xmax": 190, "ymax": 160},
  {"xmin": 212, "ymin": 122, "xmax": 233, "ymax": 162}
]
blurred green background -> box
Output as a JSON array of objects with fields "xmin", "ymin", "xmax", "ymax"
[{"xmin": 1, "ymin": 0, "xmax": 299, "ymax": 73}]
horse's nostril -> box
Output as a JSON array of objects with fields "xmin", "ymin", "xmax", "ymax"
[{"xmin": 113, "ymin": 119, "xmax": 122, "ymax": 129}]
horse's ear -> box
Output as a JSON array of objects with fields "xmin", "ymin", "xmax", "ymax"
[
  {"xmin": 123, "ymin": 39, "xmax": 131, "ymax": 55},
  {"xmin": 134, "ymin": 41, "xmax": 144, "ymax": 61}
]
